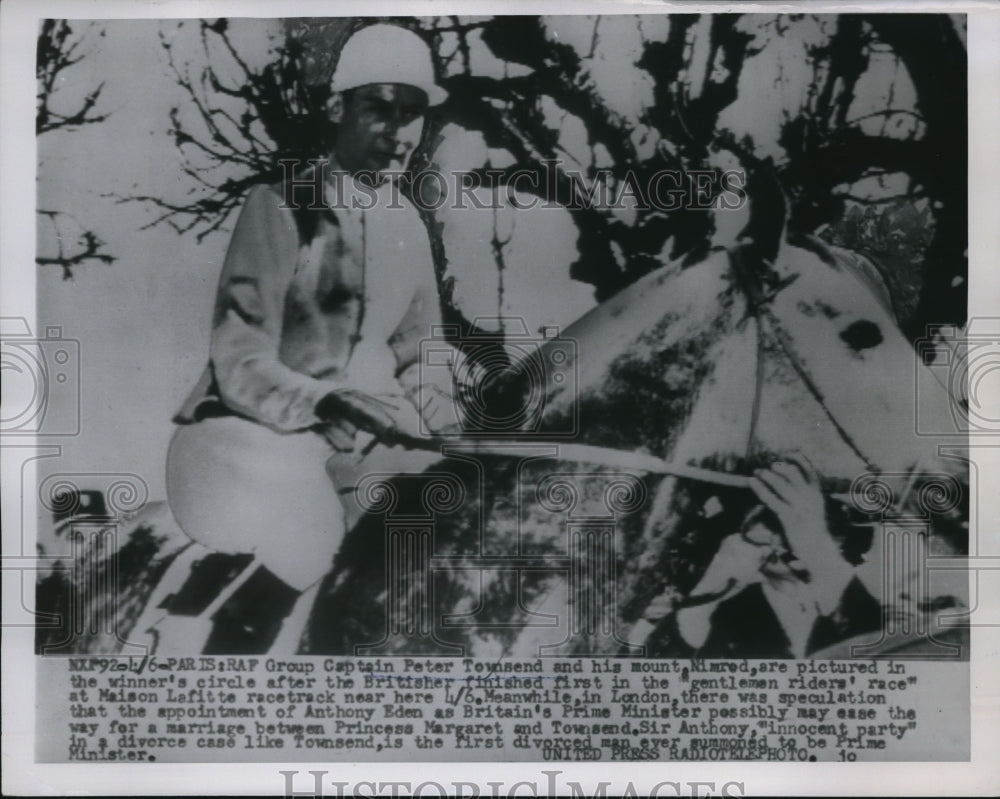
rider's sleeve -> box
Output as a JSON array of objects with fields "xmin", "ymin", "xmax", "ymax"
[
  {"xmin": 387, "ymin": 205, "xmax": 444, "ymax": 376},
  {"xmin": 209, "ymin": 185, "xmax": 344, "ymax": 432}
]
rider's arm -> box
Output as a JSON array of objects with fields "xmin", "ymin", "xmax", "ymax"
[{"xmin": 209, "ymin": 185, "xmax": 347, "ymax": 432}]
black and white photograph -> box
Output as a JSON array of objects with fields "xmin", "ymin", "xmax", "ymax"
[{"xmin": 2, "ymin": 0, "xmax": 999, "ymax": 793}]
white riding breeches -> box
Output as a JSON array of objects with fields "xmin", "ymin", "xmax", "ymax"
[
  {"xmin": 165, "ymin": 415, "xmax": 441, "ymax": 592},
  {"xmin": 166, "ymin": 417, "xmax": 345, "ymax": 591}
]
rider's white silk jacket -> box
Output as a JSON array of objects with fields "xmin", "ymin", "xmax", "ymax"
[{"xmin": 174, "ymin": 172, "xmax": 443, "ymax": 432}]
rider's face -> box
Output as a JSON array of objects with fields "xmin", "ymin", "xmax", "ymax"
[{"xmin": 329, "ymin": 83, "xmax": 428, "ymax": 177}]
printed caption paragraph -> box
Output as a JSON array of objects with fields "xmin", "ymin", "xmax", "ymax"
[{"xmin": 38, "ymin": 656, "xmax": 969, "ymax": 762}]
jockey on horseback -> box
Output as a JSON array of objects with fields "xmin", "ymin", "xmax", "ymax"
[{"xmin": 160, "ymin": 25, "xmax": 457, "ymax": 653}]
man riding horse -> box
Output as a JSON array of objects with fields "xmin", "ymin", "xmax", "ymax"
[
  {"xmin": 164, "ymin": 24, "xmax": 460, "ymax": 651},
  {"xmin": 124, "ymin": 26, "xmax": 966, "ymax": 659}
]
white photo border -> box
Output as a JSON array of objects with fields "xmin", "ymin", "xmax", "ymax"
[{"xmin": 3, "ymin": 1, "xmax": 999, "ymax": 795}]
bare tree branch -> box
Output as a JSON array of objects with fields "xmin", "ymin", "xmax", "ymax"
[
  {"xmin": 36, "ymin": 210, "xmax": 116, "ymax": 279},
  {"xmin": 36, "ymin": 20, "xmax": 115, "ymax": 273},
  {"xmin": 37, "ymin": 21, "xmax": 111, "ymax": 135},
  {"xmin": 113, "ymin": 20, "xmax": 331, "ymax": 241},
  {"xmin": 118, "ymin": 14, "xmax": 965, "ymax": 333}
]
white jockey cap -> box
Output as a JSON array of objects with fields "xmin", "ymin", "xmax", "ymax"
[{"xmin": 331, "ymin": 24, "xmax": 447, "ymax": 106}]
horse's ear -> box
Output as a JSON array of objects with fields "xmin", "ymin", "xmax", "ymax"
[{"xmin": 736, "ymin": 160, "xmax": 788, "ymax": 265}]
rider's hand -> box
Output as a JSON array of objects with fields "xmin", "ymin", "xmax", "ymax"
[
  {"xmin": 316, "ymin": 389, "xmax": 410, "ymax": 442},
  {"xmin": 318, "ymin": 418, "xmax": 358, "ymax": 452}
]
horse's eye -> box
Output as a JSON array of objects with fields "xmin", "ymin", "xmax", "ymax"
[{"xmin": 839, "ymin": 319, "xmax": 883, "ymax": 352}]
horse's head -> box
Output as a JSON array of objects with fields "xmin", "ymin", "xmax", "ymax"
[
  {"xmin": 536, "ymin": 227, "xmax": 961, "ymax": 488},
  {"xmin": 738, "ymin": 233, "xmax": 960, "ymax": 480}
]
